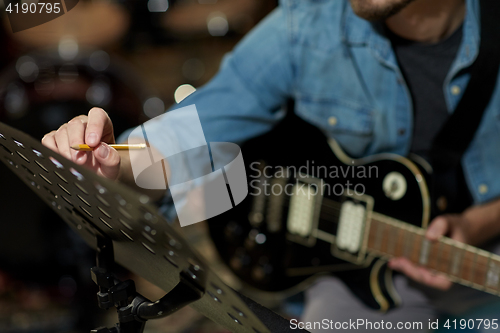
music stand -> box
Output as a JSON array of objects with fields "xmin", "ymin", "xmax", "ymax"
[{"xmin": 0, "ymin": 122, "xmax": 306, "ymax": 333}]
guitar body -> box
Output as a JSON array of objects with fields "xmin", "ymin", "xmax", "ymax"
[{"xmin": 208, "ymin": 115, "xmax": 432, "ymax": 311}]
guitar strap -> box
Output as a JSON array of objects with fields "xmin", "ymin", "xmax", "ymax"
[{"xmin": 429, "ymin": 0, "xmax": 500, "ymax": 173}]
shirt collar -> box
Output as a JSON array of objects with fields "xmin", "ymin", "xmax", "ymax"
[
  {"xmin": 341, "ymin": 1, "xmax": 372, "ymax": 46},
  {"xmin": 452, "ymin": 0, "xmax": 480, "ymax": 71},
  {"xmin": 341, "ymin": 0, "xmax": 480, "ymax": 68}
]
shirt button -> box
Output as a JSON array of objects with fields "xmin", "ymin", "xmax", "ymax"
[
  {"xmin": 451, "ymin": 85, "xmax": 461, "ymax": 95},
  {"xmin": 437, "ymin": 196, "xmax": 448, "ymax": 211},
  {"xmin": 398, "ymin": 128, "xmax": 406, "ymax": 136},
  {"xmin": 478, "ymin": 184, "xmax": 488, "ymax": 194},
  {"xmin": 328, "ymin": 116, "xmax": 337, "ymax": 126}
]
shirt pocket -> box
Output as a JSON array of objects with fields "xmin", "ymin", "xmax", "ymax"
[{"xmin": 295, "ymin": 98, "xmax": 375, "ymax": 158}]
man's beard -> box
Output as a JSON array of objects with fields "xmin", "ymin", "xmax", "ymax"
[{"xmin": 349, "ymin": 0, "xmax": 416, "ymax": 21}]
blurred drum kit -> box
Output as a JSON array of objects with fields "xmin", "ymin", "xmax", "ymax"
[
  {"xmin": 0, "ymin": 0, "xmax": 139, "ymax": 134},
  {"xmin": 0, "ymin": 0, "xmax": 277, "ymax": 126},
  {"xmin": 0, "ymin": 0, "xmax": 276, "ymax": 331},
  {"xmin": 0, "ymin": 5, "xmax": 147, "ymax": 331}
]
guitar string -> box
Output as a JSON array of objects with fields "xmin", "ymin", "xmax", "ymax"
[
  {"xmin": 270, "ymin": 198, "xmax": 493, "ymax": 282},
  {"xmin": 255, "ymin": 184, "xmax": 496, "ymax": 284}
]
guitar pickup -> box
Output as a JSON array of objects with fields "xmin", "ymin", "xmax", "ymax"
[
  {"xmin": 331, "ymin": 194, "xmax": 373, "ymax": 264},
  {"xmin": 286, "ymin": 174, "xmax": 323, "ymax": 247}
]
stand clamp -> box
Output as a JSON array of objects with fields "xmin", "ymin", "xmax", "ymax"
[{"xmin": 90, "ymin": 235, "xmax": 207, "ymax": 333}]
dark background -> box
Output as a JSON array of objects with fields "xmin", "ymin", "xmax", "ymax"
[{"xmin": 0, "ymin": 1, "xmax": 277, "ymax": 331}]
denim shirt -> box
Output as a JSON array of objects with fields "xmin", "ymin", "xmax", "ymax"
[{"xmin": 130, "ymin": 0, "xmax": 500, "ymax": 207}]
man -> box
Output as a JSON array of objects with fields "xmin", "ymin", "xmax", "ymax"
[{"xmin": 42, "ymin": 0, "xmax": 500, "ymax": 331}]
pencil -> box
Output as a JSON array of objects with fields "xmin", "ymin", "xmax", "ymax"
[{"xmin": 70, "ymin": 144, "xmax": 147, "ymax": 151}]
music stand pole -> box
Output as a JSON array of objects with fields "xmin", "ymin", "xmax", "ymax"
[{"xmin": 90, "ymin": 233, "xmax": 208, "ymax": 333}]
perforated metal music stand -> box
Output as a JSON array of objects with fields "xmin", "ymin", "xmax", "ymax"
[{"xmin": 0, "ymin": 122, "xmax": 303, "ymax": 333}]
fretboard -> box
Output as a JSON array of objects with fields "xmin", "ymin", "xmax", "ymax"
[{"xmin": 366, "ymin": 212, "xmax": 500, "ymax": 295}]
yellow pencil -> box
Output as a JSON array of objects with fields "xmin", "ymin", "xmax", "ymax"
[{"xmin": 70, "ymin": 144, "xmax": 147, "ymax": 151}]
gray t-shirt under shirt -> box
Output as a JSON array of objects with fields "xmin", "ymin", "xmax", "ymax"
[
  {"xmin": 388, "ymin": 26, "xmax": 463, "ymax": 160},
  {"xmin": 388, "ymin": 26, "xmax": 473, "ymax": 212}
]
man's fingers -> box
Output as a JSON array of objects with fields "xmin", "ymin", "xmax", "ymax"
[
  {"xmin": 426, "ymin": 216, "xmax": 450, "ymax": 241},
  {"xmin": 40, "ymin": 110, "xmax": 117, "ymax": 180},
  {"xmin": 67, "ymin": 116, "xmax": 89, "ymax": 164},
  {"xmin": 94, "ymin": 143, "xmax": 121, "ymax": 180},
  {"xmin": 41, "ymin": 131, "xmax": 57, "ymax": 151},
  {"xmin": 389, "ymin": 258, "xmax": 452, "ymax": 290},
  {"xmin": 422, "ymin": 271, "xmax": 453, "ymax": 290},
  {"xmin": 85, "ymin": 108, "xmax": 114, "ymax": 147},
  {"xmin": 54, "ymin": 124, "xmax": 72, "ymax": 160}
]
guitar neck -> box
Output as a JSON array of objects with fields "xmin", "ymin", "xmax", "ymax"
[{"xmin": 366, "ymin": 212, "xmax": 500, "ymax": 295}]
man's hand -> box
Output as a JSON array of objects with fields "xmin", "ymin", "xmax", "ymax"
[
  {"xmin": 388, "ymin": 215, "xmax": 466, "ymax": 290},
  {"xmin": 41, "ymin": 107, "xmax": 121, "ymax": 180},
  {"xmin": 389, "ymin": 199, "xmax": 500, "ymax": 290}
]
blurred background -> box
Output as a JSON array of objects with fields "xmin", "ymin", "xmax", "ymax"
[{"xmin": 0, "ymin": 0, "xmax": 278, "ymax": 332}]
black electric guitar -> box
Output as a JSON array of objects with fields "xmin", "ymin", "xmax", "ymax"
[{"xmin": 208, "ymin": 115, "xmax": 500, "ymax": 312}]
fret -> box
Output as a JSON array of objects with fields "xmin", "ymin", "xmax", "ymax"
[
  {"xmin": 438, "ymin": 243, "xmax": 452, "ymax": 273},
  {"xmin": 379, "ymin": 223, "xmax": 390, "ymax": 254},
  {"xmin": 367, "ymin": 219, "xmax": 378, "ymax": 250},
  {"xmin": 410, "ymin": 233, "xmax": 423, "ymax": 264},
  {"xmin": 363, "ymin": 215, "xmax": 500, "ymax": 297},
  {"xmin": 460, "ymin": 249, "xmax": 476, "ymax": 284},
  {"xmin": 387, "ymin": 224, "xmax": 398, "ymax": 256},
  {"xmin": 486, "ymin": 255, "xmax": 493, "ymax": 289},
  {"xmin": 485, "ymin": 255, "xmax": 492, "ymax": 289},
  {"xmin": 449, "ymin": 246, "xmax": 464, "ymax": 278},
  {"xmin": 487, "ymin": 256, "xmax": 500, "ymax": 292},
  {"xmin": 394, "ymin": 227, "xmax": 405, "ymax": 257},
  {"xmin": 473, "ymin": 251, "xmax": 489, "ymax": 287},
  {"xmin": 374, "ymin": 221, "xmax": 385, "ymax": 253},
  {"xmin": 403, "ymin": 229, "xmax": 414, "ymax": 259},
  {"xmin": 497, "ymin": 258, "xmax": 500, "ymax": 293},
  {"xmin": 426, "ymin": 241, "xmax": 441, "ymax": 271},
  {"xmin": 419, "ymin": 238, "xmax": 431, "ymax": 266}
]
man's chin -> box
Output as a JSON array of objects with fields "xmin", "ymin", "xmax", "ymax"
[{"xmin": 349, "ymin": 0, "xmax": 416, "ymax": 21}]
